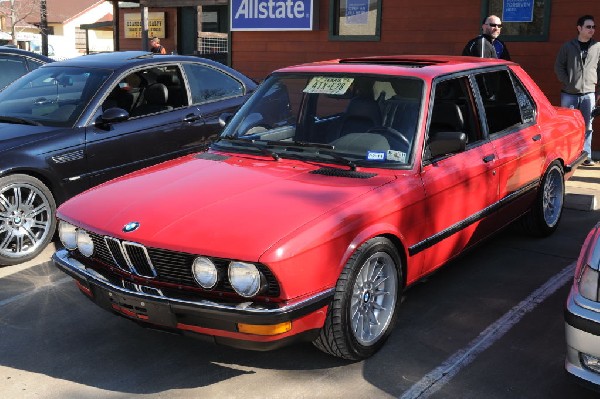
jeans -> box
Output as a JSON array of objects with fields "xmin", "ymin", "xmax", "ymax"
[{"xmin": 561, "ymin": 92, "xmax": 595, "ymax": 159}]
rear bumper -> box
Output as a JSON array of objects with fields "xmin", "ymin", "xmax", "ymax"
[{"xmin": 53, "ymin": 249, "xmax": 332, "ymax": 350}]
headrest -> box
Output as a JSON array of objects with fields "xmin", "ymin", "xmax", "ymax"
[
  {"xmin": 157, "ymin": 73, "xmax": 180, "ymax": 86},
  {"xmin": 431, "ymin": 102, "xmax": 464, "ymax": 131},
  {"xmin": 345, "ymin": 97, "xmax": 382, "ymax": 125},
  {"xmin": 145, "ymin": 83, "xmax": 169, "ymax": 104}
]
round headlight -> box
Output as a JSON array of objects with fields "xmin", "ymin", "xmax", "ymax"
[
  {"xmin": 58, "ymin": 221, "xmax": 78, "ymax": 250},
  {"xmin": 76, "ymin": 229, "xmax": 94, "ymax": 257},
  {"xmin": 228, "ymin": 261, "xmax": 263, "ymax": 298},
  {"xmin": 192, "ymin": 257, "xmax": 218, "ymax": 289}
]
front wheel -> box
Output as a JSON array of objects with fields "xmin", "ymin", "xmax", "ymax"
[
  {"xmin": 313, "ymin": 237, "xmax": 402, "ymax": 360},
  {"xmin": 0, "ymin": 174, "xmax": 56, "ymax": 266},
  {"xmin": 521, "ymin": 161, "xmax": 565, "ymax": 237}
]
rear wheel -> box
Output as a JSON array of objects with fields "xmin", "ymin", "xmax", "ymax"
[
  {"xmin": 313, "ymin": 237, "xmax": 402, "ymax": 360},
  {"xmin": 521, "ymin": 161, "xmax": 564, "ymax": 237},
  {"xmin": 0, "ymin": 174, "xmax": 56, "ymax": 266}
]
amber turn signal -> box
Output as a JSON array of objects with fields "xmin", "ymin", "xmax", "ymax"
[{"xmin": 237, "ymin": 321, "xmax": 292, "ymax": 336}]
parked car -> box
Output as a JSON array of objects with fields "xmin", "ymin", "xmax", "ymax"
[
  {"xmin": 565, "ymin": 221, "xmax": 600, "ymax": 391},
  {"xmin": 0, "ymin": 46, "xmax": 52, "ymax": 89},
  {"xmin": 53, "ymin": 55, "xmax": 585, "ymax": 360},
  {"xmin": 0, "ymin": 51, "xmax": 257, "ymax": 265}
]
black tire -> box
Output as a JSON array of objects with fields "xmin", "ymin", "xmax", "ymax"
[
  {"xmin": 313, "ymin": 237, "xmax": 402, "ymax": 360},
  {"xmin": 521, "ymin": 161, "xmax": 565, "ymax": 237},
  {"xmin": 0, "ymin": 174, "xmax": 56, "ymax": 266}
]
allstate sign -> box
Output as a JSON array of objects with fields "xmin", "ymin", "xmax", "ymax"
[{"xmin": 231, "ymin": 0, "xmax": 317, "ymax": 31}]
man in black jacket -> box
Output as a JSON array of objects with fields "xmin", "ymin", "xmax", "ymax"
[{"xmin": 463, "ymin": 15, "xmax": 511, "ymax": 60}]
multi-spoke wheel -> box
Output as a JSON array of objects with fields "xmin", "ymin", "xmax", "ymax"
[
  {"xmin": 313, "ymin": 237, "xmax": 401, "ymax": 360},
  {"xmin": 0, "ymin": 174, "xmax": 56, "ymax": 266},
  {"xmin": 521, "ymin": 161, "xmax": 565, "ymax": 237}
]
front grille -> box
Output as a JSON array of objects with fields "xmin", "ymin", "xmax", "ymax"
[{"xmin": 88, "ymin": 232, "xmax": 280, "ymax": 297}]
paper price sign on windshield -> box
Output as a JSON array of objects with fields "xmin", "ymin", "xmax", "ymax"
[{"xmin": 303, "ymin": 77, "xmax": 354, "ymax": 95}]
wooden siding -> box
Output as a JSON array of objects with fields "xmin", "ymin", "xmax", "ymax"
[{"xmin": 230, "ymin": 0, "xmax": 600, "ymax": 149}]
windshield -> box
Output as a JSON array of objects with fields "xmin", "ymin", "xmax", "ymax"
[
  {"xmin": 0, "ymin": 66, "xmax": 112, "ymax": 127},
  {"xmin": 216, "ymin": 73, "xmax": 424, "ymax": 167}
]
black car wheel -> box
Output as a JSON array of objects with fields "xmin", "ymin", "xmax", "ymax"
[
  {"xmin": 313, "ymin": 237, "xmax": 402, "ymax": 360},
  {"xmin": 521, "ymin": 161, "xmax": 565, "ymax": 237},
  {"xmin": 0, "ymin": 174, "xmax": 56, "ymax": 266}
]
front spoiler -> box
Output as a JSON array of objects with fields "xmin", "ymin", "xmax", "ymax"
[{"xmin": 53, "ymin": 249, "xmax": 333, "ymax": 345}]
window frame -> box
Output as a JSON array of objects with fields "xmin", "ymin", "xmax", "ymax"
[
  {"xmin": 329, "ymin": 0, "xmax": 382, "ymax": 42},
  {"xmin": 482, "ymin": 0, "xmax": 552, "ymax": 42}
]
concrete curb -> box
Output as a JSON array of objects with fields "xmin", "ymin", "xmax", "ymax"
[{"xmin": 565, "ymin": 164, "xmax": 600, "ymax": 211}]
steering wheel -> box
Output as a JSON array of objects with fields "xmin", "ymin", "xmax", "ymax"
[{"xmin": 366, "ymin": 126, "xmax": 411, "ymax": 150}]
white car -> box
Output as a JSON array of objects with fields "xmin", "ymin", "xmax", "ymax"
[{"xmin": 565, "ymin": 220, "xmax": 600, "ymax": 391}]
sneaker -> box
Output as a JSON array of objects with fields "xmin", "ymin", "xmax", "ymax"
[{"xmin": 582, "ymin": 158, "xmax": 595, "ymax": 166}]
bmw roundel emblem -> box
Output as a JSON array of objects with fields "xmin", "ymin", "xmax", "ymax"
[{"xmin": 123, "ymin": 221, "xmax": 140, "ymax": 233}]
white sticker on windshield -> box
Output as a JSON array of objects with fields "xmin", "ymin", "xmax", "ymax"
[
  {"xmin": 387, "ymin": 150, "xmax": 406, "ymax": 163},
  {"xmin": 303, "ymin": 77, "xmax": 354, "ymax": 95}
]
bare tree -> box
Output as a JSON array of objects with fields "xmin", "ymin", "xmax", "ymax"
[{"xmin": 0, "ymin": 0, "xmax": 41, "ymax": 45}]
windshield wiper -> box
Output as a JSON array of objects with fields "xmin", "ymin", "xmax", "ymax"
[
  {"xmin": 218, "ymin": 136, "xmax": 280, "ymax": 161},
  {"xmin": 0, "ymin": 116, "xmax": 42, "ymax": 126},
  {"xmin": 261, "ymin": 140, "xmax": 357, "ymax": 171}
]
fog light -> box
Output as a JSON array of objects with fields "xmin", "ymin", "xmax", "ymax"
[
  {"xmin": 237, "ymin": 321, "xmax": 292, "ymax": 336},
  {"xmin": 581, "ymin": 353, "xmax": 600, "ymax": 373}
]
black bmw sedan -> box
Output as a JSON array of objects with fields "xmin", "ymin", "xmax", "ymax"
[{"xmin": 0, "ymin": 51, "xmax": 257, "ymax": 265}]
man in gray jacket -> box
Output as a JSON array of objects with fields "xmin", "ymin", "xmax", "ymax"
[{"xmin": 555, "ymin": 14, "xmax": 600, "ymax": 166}]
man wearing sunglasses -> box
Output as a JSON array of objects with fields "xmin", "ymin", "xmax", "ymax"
[
  {"xmin": 462, "ymin": 15, "xmax": 511, "ymax": 60},
  {"xmin": 555, "ymin": 15, "xmax": 600, "ymax": 166}
]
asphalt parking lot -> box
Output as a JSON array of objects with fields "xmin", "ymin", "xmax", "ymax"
[{"xmin": 1, "ymin": 170, "xmax": 599, "ymax": 398}]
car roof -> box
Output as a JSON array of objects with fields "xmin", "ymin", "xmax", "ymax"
[
  {"xmin": 0, "ymin": 46, "xmax": 53, "ymax": 63},
  {"xmin": 40, "ymin": 51, "xmax": 257, "ymax": 88},
  {"xmin": 274, "ymin": 55, "xmax": 513, "ymax": 79}
]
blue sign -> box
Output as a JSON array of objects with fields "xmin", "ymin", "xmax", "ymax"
[
  {"xmin": 346, "ymin": 0, "xmax": 369, "ymax": 25},
  {"xmin": 503, "ymin": 0, "xmax": 534, "ymax": 23},
  {"xmin": 231, "ymin": 0, "xmax": 316, "ymax": 31}
]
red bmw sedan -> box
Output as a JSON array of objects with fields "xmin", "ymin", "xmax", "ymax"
[{"xmin": 53, "ymin": 55, "xmax": 585, "ymax": 360}]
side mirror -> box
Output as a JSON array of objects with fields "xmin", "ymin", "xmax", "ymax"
[
  {"xmin": 99, "ymin": 107, "xmax": 130, "ymax": 125},
  {"xmin": 218, "ymin": 112, "xmax": 234, "ymax": 127},
  {"xmin": 428, "ymin": 131, "xmax": 467, "ymax": 158}
]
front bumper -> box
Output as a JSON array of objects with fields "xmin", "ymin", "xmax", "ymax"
[
  {"xmin": 53, "ymin": 249, "xmax": 333, "ymax": 350},
  {"xmin": 564, "ymin": 287, "xmax": 600, "ymax": 391}
]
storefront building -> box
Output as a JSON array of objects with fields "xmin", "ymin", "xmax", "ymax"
[{"xmin": 113, "ymin": 0, "xmax": 598, "ymax": 149}]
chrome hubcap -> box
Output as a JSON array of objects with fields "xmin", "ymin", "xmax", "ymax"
[
  {"xmin": 542, "ymin": 167, "xmax": 563, "ymax": 227},
  {"xmin": 0, "ymin": 183, "xmax": 52, "ymax": 259},
  {"xmin": 351, "ymin": 251, "xmax": 398, "ymax": 345}
]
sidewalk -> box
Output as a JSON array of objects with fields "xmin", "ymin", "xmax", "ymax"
[{"xmin": 565, "ymin": 162, "xmax": 600, "ymax": 211}]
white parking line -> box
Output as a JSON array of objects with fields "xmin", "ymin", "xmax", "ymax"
[
  {"xmin": 399, "ymin": 262, "xmax": 575, "ymax": 399},
  {"xmin": 0, "ymin": 276, "xmax": 71, "ymax": 308}
]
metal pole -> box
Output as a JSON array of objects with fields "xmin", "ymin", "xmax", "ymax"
[
  {"xmin": 141, "ymin": 6, "xmax": 149, "ymax": 51},
  {"xmin": 40, "ymin": 0, "xmax": 48, "ymax": 56}
]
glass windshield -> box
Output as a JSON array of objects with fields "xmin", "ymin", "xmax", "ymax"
[
  {"xmin": 0, "ymin": 66, "xmax": 112, "ymax": 127},
  {"xmin": 216, "ymin": 73, "xmax": 423, "ymax": 167}
]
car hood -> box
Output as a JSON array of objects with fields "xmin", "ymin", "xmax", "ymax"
[
  {"xmin": 0, "ymin": 122, "xmax": 61, "ymax": 151},
  {"xmin": 59, "ymin": 152, "xmax": 396, "ymax": 261}
]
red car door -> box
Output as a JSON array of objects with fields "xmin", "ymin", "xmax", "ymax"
[
  {"xmin": 473, "ymin": 69, "xmax": 544, "ymax": 222},
  {"xmin": 415, "ymin": 76, "xmax": 500, "ymax": 277}
]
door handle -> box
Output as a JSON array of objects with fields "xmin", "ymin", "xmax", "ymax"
[
  {"xmin": 483, "ymin": 154, "xmax": 495, "ymax": 163},
  {"xmin": 532, "ymin": 134, "xmax": 541, "ymax": 141},
  {"xmin": 183, "ymin": 113, "xmax": 202, "ymax": 123}
]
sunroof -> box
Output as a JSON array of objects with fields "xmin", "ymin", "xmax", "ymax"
[{"xmin": 338, "ymin": 58, "xmax": 445, "ymax": 67}]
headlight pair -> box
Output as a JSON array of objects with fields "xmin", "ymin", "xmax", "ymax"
[
  {"xmin": 192, "ymin": 256, "xmax": 266, "ymax": 298},
  {"xmin": 58, "ymin": 221, "xmax": 94, "ymax": 257}
]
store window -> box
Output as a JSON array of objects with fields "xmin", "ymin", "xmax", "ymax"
[
  {"xmin": 329, "ymin": 0, "xmax": 381, "ymax": 41},
  {"xmin": 484, "ymin": 0, "xmax": 551, "ymax": 41}
]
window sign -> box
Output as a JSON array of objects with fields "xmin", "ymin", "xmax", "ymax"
[
  {"xmin": 124, "ymin": 12, "xmax": 165, "ymax": 38},
  {"xmin": 346, "ymin": 0, "xmax": 369, "ymax": 25},
  {"xmin": 231, "ymin": 0, "xmax": 317, "ymax": 31},
  {"xmin": 502, "ymin": 0, "xmax": 534, "ymax": 23}
]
